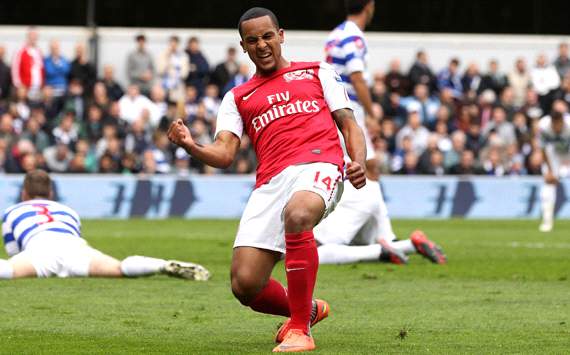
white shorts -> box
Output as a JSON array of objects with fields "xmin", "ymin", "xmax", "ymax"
[
  {"xmin": 234, "ymin": 162, "xmax": 344, "ymax": 253},
  {"xmin": 314, "ymin": 178, "xmax": 396, "ymax": 246},
  {"xmin": 10, "ymin": 232, "xmax": 104, "ymax": 278}
]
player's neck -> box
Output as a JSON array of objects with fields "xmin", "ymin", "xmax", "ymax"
[
  {"xmin": 347, "ymin": 15, "xmax": 367, "ymax": 31},
  {"xmin": 256, "ymin": 58, "xmax": 290, "ymax": 77}
]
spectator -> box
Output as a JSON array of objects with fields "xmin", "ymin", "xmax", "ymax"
[
  {"xmin": 394, "ymin": 151, "xmax": 419, "ymax": 175},
  {"xmin": 202, "ymin": 83, "xmax": 221, "ymax": 120},
  {"xmin": 480, "ymin": 59, "xmax": 509, "ymax": 96},
  {"xmin": 382, "ymin": 92, "xmax": 408, "ymax": 127},
  {"xmin": 223, "ymin": 63, "xmax": 251, "ymax": 95},
  {"xmin": 69, "ymin": 43, "xmax": 97, "ymax": 93},
  {"xmin": 184, "ymin": 85, "xmax": 200, "ymax": 120},
  {"xmin": 52, "ymin": 109, "xmax": 80, "ymax": 147},
  {"xmin": 126, "ymin": 34, "xmax": 155, "ymax": 96},
  {"xmin": 0, "ymin": 45, "xmax": 13, "ymax": 103},
  {"xmin": 125, "ymin": 119, "xmax": 151, "ymax": 155},
  {"xmin": 11, "ymin": 27, "xmax": 44, "ymax": 99},
  {"xmin": 520, "ymin": 88, "xmax": 544, "ymax": 120},
  {"xmin": 530, "ymin": 53, "xmax": 560, "ymax": 113},
  {"xmin": 401, "ymin": 84, "xmax": 440, "ymax": 125},
  {"xmin": 437, "ymin": 58, "xmax": 463, "ymax": 98},
  {"xmin": 91, "ymin": 81, "xmax": 111, "ymax": 113},
  {"xmin": 100, "ymin": 64, "xmax": 124, "ymax": 101},
  {"xmin": 481, "ymin": 146, "xmax": 507, "ymax": 176},
  {"xmin": 60, "ymin": 79, "xmax": 86, "ymax": 121},
  {"xmin": 461, "ymin": 62, "xmax": 483, "ymax": 96},
  {"xmin": 508, "ymin": 58, "xmax": 531, "ymax": 108},
  {"xmin": 395, "ymin": 107, "xmax": 430, "ymax": 155},
  {"xmin": 145, "ymin": 130, "xmax": 172, "ymax": 174},
  {"xmin": 553, "ymin": 42, "xmax": 570, "ymax": 79},
  {"xmin": 498, "ymin": 86, "xmax": 516, "ymax": 120},
  {"xmin": 82, "ymin": 104, "xmax": 105, "ymax": 144},
  {"xmin": 444, "ymin": 130, "xmax": 466, "ymax": 169},
  {"xmin": 553, "ymin": 72, "xmax": 570, "ymax": 108},
  {"xmin": 210, "ymin": 46, "xmax": 239, "ymax": 93},
  {"xmin": 21, "ymin": 117, "xmax": 50, "ymax": 152},
  {"xmin": 448, "ymin": 150, "xmax": 484, "ymax": 175},
  {"xmin": 0, "ymin": 113, "xmax": 16, "ymax": 147},
  {"xmin": 44, "ymin": 40, "xmax": 70, "ymax": 98},
  {"xmin": 149, "ymin": 84, "xmax": 168, "ymax": 127},
  {"xmin": 408, "ymin": 50, "xmax": 437, "ymax": 94},
  {"xmin": 384, "ymin": 58, "xmax": 409, "ymax": 96},
  {"xmin": 118, "ymin": 84, "xmax": 156, "ymax": 124},
  {"xmin": 5, "ymin": 140, "xmax": 37, "ymax": 173},
  {"xmin": 103, "ymin": 101, "xmax": 129, "ymax": 139},
  {"xmin": 41, "ymin": 85, "xmax": 62, "ymax": 121},
  {"xmin": 0, "ymin": 138, "xmax": 8, "ymax": 172},
  {"xmin": 482, "ymin": 106, "xmax": 516, "ymax": 147},
  {"xmin": 157, "ymin": 35, "xmax": 189, "ymax": 102},
  {"xmin": 420, "ymin": 149, "xmax": 445, "ymax": 175},
  {"xmin": 525, "ymin": 149, "xmax": 544, "ymax": 175},
  {"xmin": 44, "ymin": 142, "xmax": 73, "ymax": 173},
  {"xmin": 465, "ymin": 122, "xmax": 484, "ymax": 156},
  {"xmin": 185, "ymin": 36, "xmax": 210, "ymax": 95}
]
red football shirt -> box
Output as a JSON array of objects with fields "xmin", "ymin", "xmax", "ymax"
[{"xmin": 215, "ymin": 61, "xmax": 352, "ymax": 188}]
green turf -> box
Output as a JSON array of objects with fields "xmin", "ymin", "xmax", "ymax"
[{"xmin": 1, "ymin": 219, "xmax": 569, "ymax": 354}]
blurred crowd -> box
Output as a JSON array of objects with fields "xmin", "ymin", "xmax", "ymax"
[{"xmin": 0, "ymin": 27, "xmax": 568, "ymax": 176}]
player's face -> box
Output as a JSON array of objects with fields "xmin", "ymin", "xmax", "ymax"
[{"xmin": 240, "ymin": 16, "xmax": 284, "ymax": 75}]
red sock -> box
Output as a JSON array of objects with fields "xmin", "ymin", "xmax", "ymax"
[
  {"xmin": 285, "ymin": 230, "xmax": 319, "ymax": 334},
  {"xmin": 248, "ymin": 278, "xmax": 290, "ymax": 317}
]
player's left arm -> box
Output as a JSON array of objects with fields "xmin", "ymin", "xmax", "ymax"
[{"xmin": 332, "ymin": 108, "xmax": 367, "ymax": 189}]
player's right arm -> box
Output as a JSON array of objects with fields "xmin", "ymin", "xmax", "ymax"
[
  {"xmin": 167, "ymin": 90, "xmax": 242, "ymax": 169},
  {"xmin": 168, "ymin": 122, "xmax": 240, "ymax": 169}
]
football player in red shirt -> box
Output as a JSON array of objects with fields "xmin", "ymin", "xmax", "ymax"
[{"xmin": 168, "ymin": 7, "xmax": 366, "ymax": 352}]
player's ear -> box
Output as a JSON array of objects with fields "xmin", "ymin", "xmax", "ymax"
[
  {"xmin": 278, "ymin": 29, "xmax": 284, "ymax": 44},
  {"xmin": 239, "ymin": 40, "xmax": 246, "ymax": 53}
]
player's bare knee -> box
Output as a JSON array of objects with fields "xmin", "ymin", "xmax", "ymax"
[{"xmin": 284, "ymin": 208, "xmax": 317, "ymax": 233}]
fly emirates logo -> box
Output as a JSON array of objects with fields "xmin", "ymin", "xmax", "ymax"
[{"xmin": 251, "ymin": 91, "xmax": 320, "ymax": 133}]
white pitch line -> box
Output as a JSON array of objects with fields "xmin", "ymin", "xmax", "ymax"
[{"xmin": 445, "ymin": 240, "xmax": 570, "ymax": 250}]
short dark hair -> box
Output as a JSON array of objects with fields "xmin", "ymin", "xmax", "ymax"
[
  {"xmin": 135, "ymin": 34, "xmax": 146, "ymax": 42},
  {"xmin": 345, "ymin": 0, "xmax": 373, "ymax": 15},
  {"xmin": 23, "ymin": 170, "xmax": 52, "ymax": 199},
  {"xmin": 238, "ymin": 7, "xmax": 279, "ymax": 38}
]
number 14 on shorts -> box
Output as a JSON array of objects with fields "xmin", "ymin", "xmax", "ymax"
[{"xmin": 314, "ymin": 171, "xmax": 333, "ymax": 191}]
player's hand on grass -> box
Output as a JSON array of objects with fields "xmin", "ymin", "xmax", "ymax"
[
  {"xmin": 168, "ymin": 119, "xmax": 194, "ymax": 152},
  {"xmin": 346, "ymin": 161, "xmax": 366, "ymax": 189}
]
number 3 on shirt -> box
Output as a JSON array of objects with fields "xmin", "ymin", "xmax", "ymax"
[
  {"xmin": 34, "ymin": 205, "xmax": 54, "ymax": 225},
  {"xmin": 313, "ymin": 171, "xmax": 333, "ymax": 191}
]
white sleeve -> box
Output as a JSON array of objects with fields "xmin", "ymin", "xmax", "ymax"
[
  {"xmin": 318, "ymin": 62, "xmax": 352, "ymax": 112},
  {"xmin": 214, "ymin": 91, "xmax": 243, "ymax": 140}
]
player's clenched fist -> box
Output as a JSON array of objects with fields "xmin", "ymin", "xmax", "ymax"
[
  {"xmin": 345, "ymin": 161, "xmax": 366, "ymax": 189},
  {"xmin": 167, "ymin": 119, "xmax": 194, "ymax": 149}
]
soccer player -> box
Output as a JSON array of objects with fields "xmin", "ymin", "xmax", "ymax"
[
  {"xmin": 1, "ymin": 170, "xmax": 210, "ymax": 281},
  {"xmin": 538, "ymin": 99, "xmax": 570, "ymax": 232},
  {"xmin": 167, "ymin": 7, "xmax": 367, "ymax": 353},
  {"xmin": 319, "ymin": 0, "xmax": 446, "ymax": 265}
]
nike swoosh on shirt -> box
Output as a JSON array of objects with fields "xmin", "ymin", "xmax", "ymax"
[
  {"xmin": 286, "ymin": 267, "xmax": 306, "ymax": 272},
  {"xmin": 242, "ymin": 89, "xmax": 258, "ymax": 101}
]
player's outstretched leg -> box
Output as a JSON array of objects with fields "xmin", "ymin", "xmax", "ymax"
[
  {"xmin": 539, "ymin": 184, "xmax": 556, "ymax": 232},
  {"xmin": 410, "ymin": 230, "xmax": 447, "ymax": 264}
]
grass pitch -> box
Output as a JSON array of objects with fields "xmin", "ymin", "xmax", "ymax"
[{"xmin": 0, "ymin": 219, "xmax": 569, "ymax": 354}]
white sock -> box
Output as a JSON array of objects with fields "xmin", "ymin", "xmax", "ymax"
[
  {"xmin": 540, "ymin": 184, "xmax": 556, "ymax": 225},
  {"xmin": 390, "ymin": 239, "xmax": 417, "ymax": 255},
  {"xmin": 377, "ymin": 186, "xmax": 398, "ymax": 241},
  {"xmin": 318, "ymin": 244, "xmax": 382, "ymax": 264},
  {"xmin": 120, "ymin": 256, "xmax": 168, "ymax": 277},
  {"xmin": 0, "ymin": 260, "xmax": 14, "ymax": 279}
]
